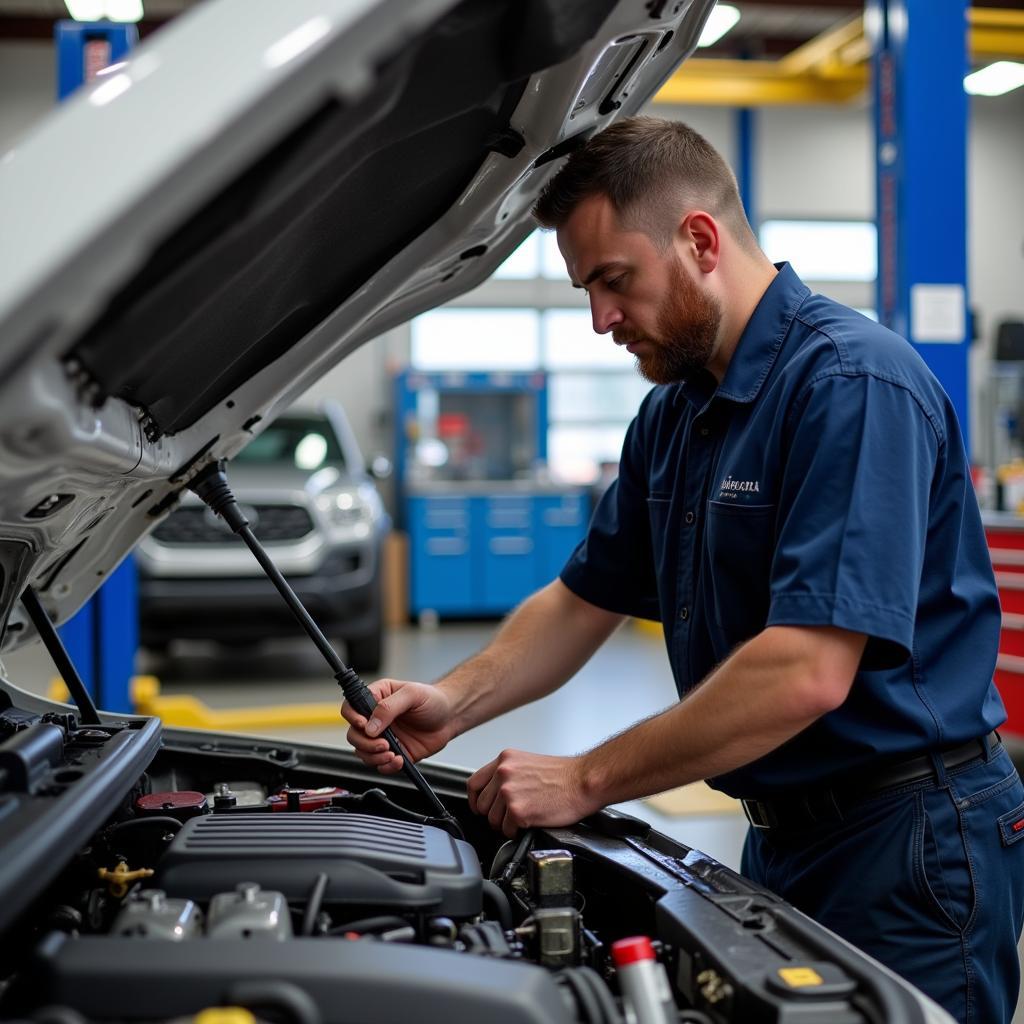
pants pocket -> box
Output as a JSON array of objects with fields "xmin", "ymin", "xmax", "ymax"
[{"xmin": 915, "ymin": 789, "xmax": 976, "ymax": 934}]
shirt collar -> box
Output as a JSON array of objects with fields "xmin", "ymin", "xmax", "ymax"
[{"xmin": 677, "ymin": 262, "xmax": 809, "ymax": 409}]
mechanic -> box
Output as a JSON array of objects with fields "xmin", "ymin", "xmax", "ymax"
[{"xmin": 343, "ymin": 117, "xmax": 1024, "ymax": 1023}]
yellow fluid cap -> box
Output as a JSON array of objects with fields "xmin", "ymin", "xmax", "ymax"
[
  {"xmin": 194, "ymin": 1009, "xmax": 257, "ymax": 1024},
  {"xmin": 778, "ymin": 967, "xmax": 824, "ymax": 988}
]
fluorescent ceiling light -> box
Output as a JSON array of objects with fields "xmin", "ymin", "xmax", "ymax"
[
  {"xmin": 64, "ymin": 0, "xmax": 143, "ymax": 22},
  {"xmin": 964, "ymin": 61, "xmax": 1024, "ymax": 97},
  {"xmin": 697, "ymin": 4, "xmax": 740, "ymax": 48},
  {"xmin": 65, "ymin": 0, "xmax": 105, "ymax": 19},
  {"xmin": 106, "ymin": 0, "xmax": 143, "ymax": 22}
]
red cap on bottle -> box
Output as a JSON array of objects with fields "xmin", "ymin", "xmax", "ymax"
[{"xmin": 611, "ymin": 936, "xmax": 656, "ymax": 966}]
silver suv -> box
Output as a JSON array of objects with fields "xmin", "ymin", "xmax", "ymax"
[{"xmin": 136, "ymin": 401, "xmax": 390, "ymax": 670}]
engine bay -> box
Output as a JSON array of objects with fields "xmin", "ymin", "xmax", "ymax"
[{"xmin": 0, "ymin": 703, "xmax": 937, "ymax": 1024}]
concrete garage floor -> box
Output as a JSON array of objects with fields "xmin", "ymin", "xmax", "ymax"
[{"xmin": 3, "ymin": 621, "xmax": 1023, "ymax": 1020}]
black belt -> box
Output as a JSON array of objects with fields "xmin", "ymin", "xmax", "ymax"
[{"xmin": 741, "ymin": 731, "xmax": 1001, "ymax": 831}]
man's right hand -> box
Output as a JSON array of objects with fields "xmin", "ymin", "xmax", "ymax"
[{"xmin": 342, "ymin": 678, "xmax": 455, "ymax": 774}]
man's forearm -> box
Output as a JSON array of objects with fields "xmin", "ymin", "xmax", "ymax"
[
  {"xmin": 436, "ymin": 580, "xmax": 624, "ymax": 737},
  {"xmin": 578, "ymin": 625, "xmax": 865, "ymax": 807}
]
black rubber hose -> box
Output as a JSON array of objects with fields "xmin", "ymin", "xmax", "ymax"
[
  {"xmin": 575, "ymin": 966, "xmax": 625, "ymax": 1024},
  {"xmin": 301, "ymin": 872, "xmax": 328, "ymax": 937},
  {"xmin": 482, "ymin": 879, "xmax": 513, "ymax": 931},
  {"xmin": 489, "ymin": 839, "xmax": 516, "ymax": 880},
  {"xmin": 558, "ymin": 969, "xmax": 605, "ymax": 1024},
  {"xmin": 500, "ymin": 828, "xmax": 536, "ymax": 887}
]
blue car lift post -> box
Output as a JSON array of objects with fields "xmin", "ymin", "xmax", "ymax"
[
  {"xmin": 870, "ymin": 0, "xmax": 970, "ymax": 445},
  {"xmin": 54, "ymin": 20, "xmax": 139, "ymax": 714}
]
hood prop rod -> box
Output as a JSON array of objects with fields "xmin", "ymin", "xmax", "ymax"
[
  {"xmin": 189, "ymin": 461, "xmax": 463, "ymax": 839},
  {"xmin": 21, "ymin": 586, "xmax": 101, "ymax": 725}
]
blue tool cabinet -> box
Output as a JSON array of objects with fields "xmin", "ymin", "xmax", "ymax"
[
  {"xmin": 407, "ymin": 490, "xmax": 588, "ymax": 618},
  {"xmin": 396, "ymin": 372, "xmax": 589, "ymax": 619}
]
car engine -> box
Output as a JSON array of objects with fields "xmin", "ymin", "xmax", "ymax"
[{"xmin": 0, "ymin": 710, "xmax": 936, "ymax": 1024}]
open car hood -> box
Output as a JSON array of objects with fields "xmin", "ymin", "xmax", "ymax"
[{"xmin": 0, "ymin": 0, "xmax": 715, "ymax": 648}]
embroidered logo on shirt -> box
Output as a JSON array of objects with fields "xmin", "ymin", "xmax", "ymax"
[{"xmin": 719, "ymin": 476, "xmax": 760, "ymax": 496}]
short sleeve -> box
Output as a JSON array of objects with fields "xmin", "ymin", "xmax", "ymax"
[
  {"xmin": 767, "ymin": 372, "xmax": 941, "ymax": 669},
  {"xmin": 559, "ymin": 413, "xmax": 661, "ymax": 620}
]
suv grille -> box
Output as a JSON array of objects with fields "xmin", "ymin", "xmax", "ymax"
[{"xmin": 152, "ymin": 504, "xmax": 315, "ymax": 545}]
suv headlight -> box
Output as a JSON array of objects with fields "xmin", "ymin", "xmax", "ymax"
[{"xmin": 315, "ymin": 491, "xmax": 374, "ymax": 538}]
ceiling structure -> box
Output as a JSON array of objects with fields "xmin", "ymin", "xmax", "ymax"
[
  {"xmin": 661, "ymin": 0, "xmax": 1024, "ymax": 105},
  {"xmin": 0, "ymin": 0, "xmax": 1023, "ymax": 105}
]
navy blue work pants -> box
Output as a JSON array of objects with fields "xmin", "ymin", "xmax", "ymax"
[{"xmin": 741, "ymin": 746, "xmax": 1024, "ymax": 1023}]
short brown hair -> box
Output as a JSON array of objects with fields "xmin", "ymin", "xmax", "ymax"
[{"xmin": 533, "ymin": 116, "xmax": 757, "ymax": 251}]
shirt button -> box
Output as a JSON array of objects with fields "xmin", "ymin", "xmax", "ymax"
[
  {"xmin": 684, "ymin": 511, "xmax": 695, "ymax": 525},
  {"xmin": 679, "ymin": 606, "xmax": 690, "ymax": 621},
  {"xmin": 699, "ymin": 426, "xmax": 710, "ymax": 437}
]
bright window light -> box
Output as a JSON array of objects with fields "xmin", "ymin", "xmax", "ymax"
[
  {"xmin": 549, "ymin": 373, "xmax": 652, "ymax": 422},
  {"xmin": 697, "ymin": 4, "xmax": 740, "ymax": 48},
  {"xmin": 66, "ymin": 0, "xmax": 143, "ymax": 21},
  {"xmin": 964, "ymin": 61, "xmax": 1024, "ymax": 97},
  {"xmin": 541, "ymin": 231, "xmax": 569, "ymax": 279},
  {"xmin": 65, "ymin": 0, "xmax": 105, "ymax": 19},
  {"xmin": 549, "ymin": 425, "xmax": 633, "ymax": 483},
  {"xmin": 759, "ymin": 220, "xmax": 877, "ymax": 282},
  {"xmin": 411, "ymin": 309, "xmax": 540, "ymax": 370},
  {"xmin": 542, "ymin": 309, "xmax": 634, "ymax": 369},
  {"xmin": 493, "ymin": 232, "xmax": 541, "ymax": 279},
  {"xmin": 105, "ymin": 0, "xmax": 143, "ymax": 22}
]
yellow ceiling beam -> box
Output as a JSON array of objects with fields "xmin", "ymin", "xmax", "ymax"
[
  {"xmin": 969, "ymin": 9, "xmax": 1024, "ymax": 30},
  {"xmin": 972, "ymin": 27, "xmax": 1024, "ymax": 59},
  {"xmin": 653, "ymin": 8, "xmax": 1024, "ymax": 107},
  {"xmin": 776, "ymin": 14, "xmax": 864, "ymax": 76},
  {"xmin": 654, "ymin": 60, "xmax": 866, "ymax": 106}
]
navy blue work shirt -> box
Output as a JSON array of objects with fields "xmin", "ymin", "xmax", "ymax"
[{"xmin": 561, "ymin": 263, "xmax": 1005, "ymax": 797}]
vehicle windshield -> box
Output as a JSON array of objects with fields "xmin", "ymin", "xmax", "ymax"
[{"xmin": 235, "ymin": 415, "xmax": 346, "ymax": 471}]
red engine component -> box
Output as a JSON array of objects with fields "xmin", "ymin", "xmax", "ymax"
[
  {"xmin": 136, "ymin": 791, "xmax": 209, "ymax": 821},
  {"xmin": 266, "ymin": 786, "xmax": 348, "ymax": 812}
]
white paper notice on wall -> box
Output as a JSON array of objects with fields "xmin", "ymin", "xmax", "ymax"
[{"xmin": 910, "ymin": 284, "xmax": 966, "ymax": 344}]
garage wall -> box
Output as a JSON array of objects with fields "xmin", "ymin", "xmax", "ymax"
[
  {"xmin": 0, "ymin": 42, "xmax": 53, "ymax": 151},
  {"xmin": 2, "ymin": 42, "xmax": 1023, "ymax": 464}
]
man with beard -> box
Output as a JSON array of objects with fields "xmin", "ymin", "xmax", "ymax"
[{"xmin": 343, "ymin": 118, "xmax": 1023, "ymax": 1022}]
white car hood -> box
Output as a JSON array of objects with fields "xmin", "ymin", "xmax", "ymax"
[{"xmin": 0, "ymin": 0, "xmax": 714, "ymax": 648}]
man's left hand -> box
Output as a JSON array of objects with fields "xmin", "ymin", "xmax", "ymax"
[{"xmin": 467, "ymin": 749, "xmax": 597, "ymax": 837}]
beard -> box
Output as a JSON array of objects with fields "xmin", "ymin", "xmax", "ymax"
[{"xmin": 614, "ymin": 256, "xmax": 722, "ymax": 385}]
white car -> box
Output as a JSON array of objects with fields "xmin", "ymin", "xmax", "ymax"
[
  {"xmin": 0, "ymin": 2, "xmax": 953, "ymax": 1022},
  {"xmin": 136, "ymin": 401, "xmax": 390, "ymax": 670}
]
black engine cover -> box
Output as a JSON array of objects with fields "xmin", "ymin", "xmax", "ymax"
[
  {"xmin": 31, "ymin": 934, "xmax": 575, "ymax": 1024},
  {"xmin": 155, "ymin": 812, "xmax": 482, "ymax": 917}
]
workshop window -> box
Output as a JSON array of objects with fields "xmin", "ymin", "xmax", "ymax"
[
  {"xmin": 543, "ymin": 308, "xmax": 650, "ymax": 482},
  {"xmin": 542, "ymin": 309, "xmax": 633, "ymax": 368},
  {"xmin": 492, "ymin": 230, "xmax": 571, "ymax": 280},
  {"xmin": 759, "ymin": 219, "xmax": 877, "ymax": 283},
  {"xmin": 493, "ymin": 233, "xmax": 542, "ymax": 279},
  {"xmin": 411, "ymin": 308, "xmax": 540, "ymax": 370}
]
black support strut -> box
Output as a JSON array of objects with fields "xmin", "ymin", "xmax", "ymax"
[
  {"xmin": 21, "ymin": 587, "xmax": 101, "ymax": 725},
  {"xmin": 189, "ymin": 461, "xmax": 462, "ymax": 838}
]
